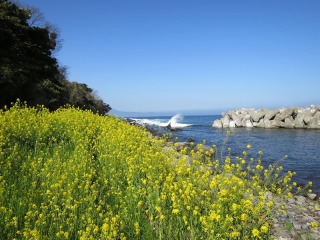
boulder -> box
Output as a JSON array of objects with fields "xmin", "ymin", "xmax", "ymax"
[
  {"xmin": 264, "ymin": 119, "xmax": 272, "ymax": 128},
  {"xmin": 274, "ymin": 113, "xmax": 282, "ymax": 121},
  {"xmin": 222, "ymin": 115, "xmax": 230, "ymax": 128},
  {"xmin": 253, "ymin": 119, "xmax": 265, "ymax": 128},
  {"xmin": 231, "ymin": 112, "xmax": 243, "ymax": 127},
  {"xmin": 294, "ymin": 107, "xmax": 304, "ymax": 115},
  {"xmin": 302, "ymin": 108, "xmax": 315, "ymax": 124},
  {"xmin": 307, "ymin": 193, "xmax": 317, "ymax": 200},
  {"xmin": 175, "ymin": 142, "xmax": 190, "ymax": 151},
  {"xmin": 264, "ymin": 109, "xmax": 279, "ymax": 120},
  {"xmin": 249, "ymin": 110, "xmax": 265, "ymax": 122},
  {"xmin": 294, "ymin": 113, "xmax": 305, "ymax": 128},
  {"xmin": 310, "ymin": 105, "xmax": 318, "ymax": 116},
  {"xmin": 278, "ymin": 108, "xmax": 294, "ymax": 120},
  {"xmin": 241, "ymin": 114, "xmax": 251, "ymax": 126},
  {"xmin": 236, "ymin": 108, "xmax": 251, "ymax": 115},
  {"xmin": 181, "ymin": 154, "xmax": 192, "ymax": 167},
  {"xmin": 307, "ymin": 112, "xmax": 320, "ymax": 129},
  {"xmin": 229, "ymin": 120, "xmax": 236, "ymax": 128},
  {"xmin": 284, "ymin": 117, "xmax": 295, "ymax": 128},
  {"xmin": 212, "ymin": 119, "xmax": 222, "ymax": 128},
  {"xmin": 272, "ymin": 119, "xmax": 285, "ymax": 128},
  {"xmin": 303, "ymin": 115, "xmax": 312, "ymax": 125},
  {"xmin": 244, "ymin": 119, "xmax": 253, "ymax": 128}
]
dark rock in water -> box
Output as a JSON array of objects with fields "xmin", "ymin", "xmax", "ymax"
[
  {"xmin": 166, "ymin": 123, "xmax": 182, "ymax": 131},
  {"xmin": 125, "ymin": 118, "xmax": 137, "ymax": 125}
]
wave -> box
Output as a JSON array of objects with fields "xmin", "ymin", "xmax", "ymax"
[{"xmin": 132, "ymin": 114, "xmax": 192, "ymax": 129}]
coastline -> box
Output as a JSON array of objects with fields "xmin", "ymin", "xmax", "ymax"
[
  {"xmin": 171, "ymin": 140, "xmax": 320, "ymax": 239},
  {"xmin": 129, "ymin": 118, "xmax": 320, "ymax": 239}
]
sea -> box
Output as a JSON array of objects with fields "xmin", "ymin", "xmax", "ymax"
[{"xmin": 132, "ymin": 114, "xmax": 320, "ymax": 194}]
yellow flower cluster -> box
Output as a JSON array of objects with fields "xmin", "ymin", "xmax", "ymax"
[{"xmin": 0, "ymin": 102, "xmax": 308, "ymax": 239}]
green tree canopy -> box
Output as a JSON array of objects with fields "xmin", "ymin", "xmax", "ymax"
[
  {"xmin": 0, "ymin": 0, "xmax": 63, "ymax": 108},
  {"xmin": 0, "ymin": 0, "xmax": 111, "ymax": 114}
]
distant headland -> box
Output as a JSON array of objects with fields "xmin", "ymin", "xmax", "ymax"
[{"xmin": 213, "ymin": 105, "xmax": 320, "ymax": 129}]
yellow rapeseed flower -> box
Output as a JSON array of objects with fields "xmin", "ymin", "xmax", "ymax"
[
  {"xmin": 310, "ymin": 221, "xmax": 318, "ymax": 229},
  {"xmin": 252, "ymin": 228, "xmax": 259, "ymax": 237}
]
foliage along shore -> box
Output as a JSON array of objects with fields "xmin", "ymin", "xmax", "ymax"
[{"xmin": 0, "ymin": 102, "xmax": 318, "ymax": 239}]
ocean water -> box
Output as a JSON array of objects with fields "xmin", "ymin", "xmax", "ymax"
[{"xmin": 133, "ymin": 114, "xmax": 320, "ymax": 194}]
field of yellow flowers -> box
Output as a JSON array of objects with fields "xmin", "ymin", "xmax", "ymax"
[{"xmin": 0, "ymin": 102, "xmax": 301, "ymax": 239}]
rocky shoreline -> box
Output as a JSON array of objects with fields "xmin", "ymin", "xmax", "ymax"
[
  {"xmin": 173, "ymin": 142, "xmax": 320, "ymax": 239},
  {"xmin": 127, "ymin": 119, "xmax": 320, "ymax": 239},
  {"xmin": 271, "ymin": 193, "xmax": 320, "ymax": 240},
  {"xmin": 213, "ymin": 105, "xmax": 320, "ymax": 129}
]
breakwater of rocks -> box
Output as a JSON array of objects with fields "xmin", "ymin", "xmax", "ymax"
[{"xmin": 213, "ymin": 105, "xmax": 320, "ymax": 129}]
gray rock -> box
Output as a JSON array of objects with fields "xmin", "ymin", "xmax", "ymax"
[
  {"xmin": 244, "ymin": 119, "xmax": 253, "ymax": 127},
  {"xmin": 255, "ymin": 119, "xmax": 265, "ymax": 128},
  {"xmin": 278, "ymin": 237, "xmax": 290, "ymax": 240},
  {"xmin": 274, "ymin": 113, "xmax": 282, "ymax": 121},
  {"xmin": 270, "ymin": 119, "xmax": 284, "ymax": 128},
  {"xmin": 212, "ymin": 119, "xmax": 222, "ymax": 128},
  {"xmin": 164, "ymin": 146, "xmax": 175, "ymax": 152},
  {"xmin": 278, "ymin": 108, "xmax": 295, "ymax": 120},
  {"xmin": 175, "ymin": 142, "xmax": 190, "ymax": 151},
  {"xmin": 294, "ymin": 113, "xmax": 306, "ymax": 128},
  {"xmin": 307, "ymin": 112, "xmax": 320, "ymax": 129},
  {"xmin": 301, "ymin": 108, "xmax": 314, "ymax": 124},
  {"xmin": 222, "ymin": 115, "xmax": 230, "ymax": 128},
  {"xmin": 264, "ymin": 119, "xmax": 272, "ymax": 128},
  {"xmin": 236, "ymin": 108, "xmax": 253, "ymax": 115},
  {"xmin": 310, "ymin": 105, "xmax": 318, "ymax": 115},
  {"xmin": 229, "ymin": 120, "xmax": 236, "ymax": 128},
  {"xmin": 248, "ymin": 109, "xmax": 265, "ymax": 122},
  {"xmin": 284, "ymin": 117, "xmax": 295, "ymax": 128},
  {"xmin": 294, "ymin": 107, "xmax": 304, "ymax": 114},
  {"xmin": 303, "ymin": 115, "xmax": 312, "ymax": 125},
  {"xmin": 307, "ymin": 193, "xmax": 317, "ymax": 200},
  {"xmin": 241, "ymin": 114, "xmax": 251, "ymax": 127},
  {"xmin": 288, "ymin": 198, "xmax": 295, "ymax": 204},
  {"xmin": 264, "ymin": 109, "xmax": 280, "ymax": 120},
  {"xmin": 270, "ymin": 190, "xmax": 320, "ymax": 240},
  {"xmin": 264, "ymin": 191, "xmax": 273, "ymax": 201},
  {"xmin": 231, "ymin": 112, "xmax": 244, "ymax": 127},
  {"xmin": 293, "ymin": 221, "xmax": 302, "ymax": 230},
  {"xmin": 181, "ymin": 154, "xmax": 192, "ymax": 166},
  {"xmin": 296, "ymin": 196, "xmax": 306, "ymax": 204}
]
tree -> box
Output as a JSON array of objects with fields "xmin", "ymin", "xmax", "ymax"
[
  {"xmin": 67, "ymin": 82, "xmax": 111, "ymax": 114},
  {"xmin": 0, "ymin": 0, "xmax": 64, "ymax": 108},
  {"xmin": 0, "ymin": 0, "xmax": 111, "ymax": 114}
]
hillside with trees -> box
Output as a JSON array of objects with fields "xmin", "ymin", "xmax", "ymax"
[{"xmin": 0, "ymin": 0, "xmax": 111, "ymax": 114}]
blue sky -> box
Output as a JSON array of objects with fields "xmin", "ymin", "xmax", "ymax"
[{"xmin": 20, "ymin": 0, "xmax": 320, "ymax": 113}]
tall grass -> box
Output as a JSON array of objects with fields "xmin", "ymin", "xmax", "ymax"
[{"xmin": 0, "ymin": 102, "xmax": 309, "ymax": 239}]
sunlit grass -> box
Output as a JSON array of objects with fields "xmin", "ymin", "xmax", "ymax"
[{"xmin": 0, "ymin": 101, "xmax": 311, "ymax": 239}]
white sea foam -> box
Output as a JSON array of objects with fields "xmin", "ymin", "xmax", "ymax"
[{"xmin": 132, "ymin": 114, "xmax": 192, "ymax": 129}]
